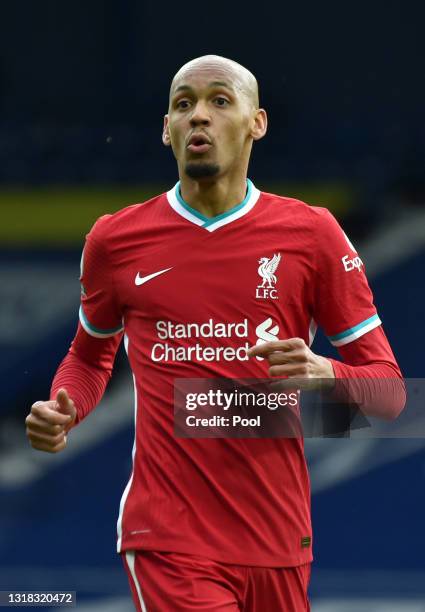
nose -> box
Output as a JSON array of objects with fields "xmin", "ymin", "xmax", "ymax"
[{"xmin": 189, "ymin": 100, "xmax": 211, "ymax": 127}]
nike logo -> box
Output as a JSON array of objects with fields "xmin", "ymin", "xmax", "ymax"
[{"xmin": 135, "ymin": 267, "xmax": 173, "ymax": 286}]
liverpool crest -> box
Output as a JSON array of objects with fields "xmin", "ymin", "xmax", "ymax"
[{"xmin": 256, "ymin": 253, "xmax": 281, "ymax": 299}]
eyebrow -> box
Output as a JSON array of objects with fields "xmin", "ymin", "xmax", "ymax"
[{"xmin": 172, "ymin": 81, "xmax": 235, "ymax": 95}]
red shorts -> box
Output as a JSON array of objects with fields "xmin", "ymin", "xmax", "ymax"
[{"xmin": 122, "ymin": 550, "xmax": 311, "ymax": 612}]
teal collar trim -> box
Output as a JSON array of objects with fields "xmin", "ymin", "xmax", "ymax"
[{"xmin": 176, "ymin": 179, "xmax": 253, "ymax": 227}]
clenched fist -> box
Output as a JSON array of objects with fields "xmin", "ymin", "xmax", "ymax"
[{"xmin": 25, "ymin": 388, "xmax": 77, "ymax": 453}]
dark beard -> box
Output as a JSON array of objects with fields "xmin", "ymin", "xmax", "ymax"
[{"xmin": 185, "ymin": 162, "xmax": 220, "ymax": 179}]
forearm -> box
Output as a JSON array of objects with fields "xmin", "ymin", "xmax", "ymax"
[
  {"xmin": 327, "ymin": 327, "xmax": 406, "ymax": 419},
  {"xmin": 50, "ymin": 353, "xmax": 111, "ymax": 425},
  {"xmin": 50, "ymin": 323, "xmax": 123, "ymax": 426}
]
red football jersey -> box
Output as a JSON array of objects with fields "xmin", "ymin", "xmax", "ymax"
[{"xmin": 77, "ymin": 180, "xmax": 383, "ymax": 566}]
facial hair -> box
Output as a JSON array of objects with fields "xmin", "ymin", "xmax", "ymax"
[{"xmin": 185, "ymin": 162, "xmax": 220, "ymax": 179}]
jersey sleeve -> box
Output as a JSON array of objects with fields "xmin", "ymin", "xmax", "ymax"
[
  {"xmin": 312, "ymin": 208, "xmax": 381, "ymax": 347},
  {"xmin": 79, "ymin": 215, "xmax": 124, "ymax": 338},
  {"xmin": 50, "ymin": 322, "xmax": 123, "ymax": 425}
]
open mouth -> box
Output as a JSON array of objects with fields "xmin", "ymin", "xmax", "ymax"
[{"xmin": 187, "ymin": 133, "xmax": 212, "ymax": 154}]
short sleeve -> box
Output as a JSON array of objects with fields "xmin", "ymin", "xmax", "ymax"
[
  {"xmin": 78, "ymin": 215, "xmax": 124, "ymax": 338},
  {"xmin": 312, "ymin": 208, "xmax": 381, "ymax": 347}
]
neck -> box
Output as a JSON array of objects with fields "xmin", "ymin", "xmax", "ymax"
[{"xmin": 178, "ymin": 174, "xmax": 248, "ymax": 218}]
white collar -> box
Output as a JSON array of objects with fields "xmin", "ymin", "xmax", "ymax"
[{"xmin": 166, "ymin": 179, "xmax": 260, "ymax": 232}]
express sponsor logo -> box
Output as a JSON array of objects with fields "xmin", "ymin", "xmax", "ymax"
[{"xmin": 342, "ymin": 254, "xmax": 363, "ymax": 272}]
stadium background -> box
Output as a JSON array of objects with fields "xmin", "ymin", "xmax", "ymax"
[{"xmin": 1, "ymin": 1, "xmax": 424, "ymax": 610}]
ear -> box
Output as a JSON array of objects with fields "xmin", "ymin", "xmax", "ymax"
[
  {"xmin": 251, "ymin": 108, "xmax": 268, "ymax": 141},
  {"xmin": 162, "ymin": 115, "xmax": 171, "ymax": 146}
]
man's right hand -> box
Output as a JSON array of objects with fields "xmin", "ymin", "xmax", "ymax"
[{"xmin": 25, "ymin": 388, "xmax": 77, "ymax": 453}]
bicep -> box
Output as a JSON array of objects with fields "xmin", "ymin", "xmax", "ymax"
[
  {"xmin": 79, "ymin": 216, "xmax": 123, "ymax": 338},
  {"xmin": 312, "ymin": 209, "xmax": 381, "ymax": 348}
]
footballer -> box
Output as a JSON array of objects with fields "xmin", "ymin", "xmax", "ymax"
[{"xmin": 26, "ymin": 55, "xmax": 405, "ymax": 611}]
